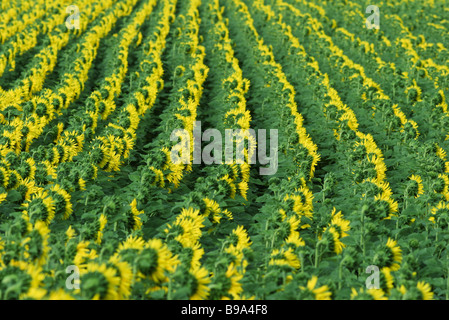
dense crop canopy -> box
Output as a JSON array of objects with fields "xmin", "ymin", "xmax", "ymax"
[{"xmin": 0, "ymin": 0, "xmax": 448, "ymax": 300}]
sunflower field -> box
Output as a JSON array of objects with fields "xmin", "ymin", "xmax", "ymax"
[{"xmin": 0, "ymin": 0, "xmax": 448, "ymax": 300}]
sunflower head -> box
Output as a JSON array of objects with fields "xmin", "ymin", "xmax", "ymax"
[
  {"xmin": 374, "ymin": 238, "xmax": 402, "ymax": 271},
  {"xmin": 79, "ymin": 263, "xmax": 121, "ymax": 300},
  {"xmin": 298, "ymin": 276, "xmax": 332, "ymax": 300},
  {"xmin": 350, "ymin": 287, "xmax": 388, "ymax": 300},
  {"xmin": 405, "ymin": 175, "xmax": 424, "ymax": 198}
]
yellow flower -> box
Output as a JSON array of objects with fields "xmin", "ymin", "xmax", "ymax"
[
  {"xmin": 350, "ymin": 287, "xmax": 388, "ymax": 300},
  {"xmin": 108, "ymin": 256, "xmax": 133, "ymax": 299},
  {"xmin": 0, "ymin": 193, "xmax": 6, "ymax": 204},
  {"xmin": 269, "ymin": 247, "xmax": 300, "ymax": 269},
  {"xmin": 48, "ymin": 289, "xmax": 75, "ymax": 300},
  {"xmin": 409, "ymin": 175, "xmax": 424, "ymax": 198},
  {"xmin": 416, "ymin": 281, "xmax": 434, "ymax": 300},
  {"xmin": 95, "ymin": 214, "xmax": 107, "ymax": 245},
  {"xmin": 300, "ymin": 276, "xmax": 332, "ymax": 300},
  {"xmin": 80, "ymin": 263, "xmax": 121, "ymax": 300},
  {"xmin": 137, "ymin": 239, "xmax": 179, "ymax": 283},
  {"xmin": 189, "ymin": 266, "xmax": 211, "ymax": 300},
  {"xmin": 385, "ymin": 238, "xmax": 402, "ymax": 271},
  {"xmin": 129, "ymin": 198, "xmax": 143, "ymax": 231}
]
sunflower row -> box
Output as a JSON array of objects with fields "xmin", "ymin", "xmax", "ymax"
[
  {"xmin": 135, "ymin": 0, "xmax": 219, "ymax": 298},
  {"xmin": 221, "ymin": 0, "xmax": 331, "ymax": 298},
  {"xmin": 245, "ymin": 0, "xmax": 399, "ymax": 298},
  {"xmin": 137, "ymin": 0, "xmax": 209, "ymax": 192},
  {"xmin": 113, "ymin": 1, "xmax": 233, "ymax": 300},
  {"xmin": 152, "ymin": 0, "xmax": 259, "ymax": 299}
]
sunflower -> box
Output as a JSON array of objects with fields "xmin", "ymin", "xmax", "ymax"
[
  {"xmin": 17, "ymin": 177, "xmax": 40, "ymax": 203},
  {"xmin": 42, "ymin": 160, "xmax": 57, "ymax": 179},
  {"xmin": 284, "ymin": 186, "xmax": 314, "ymax": 218},
  {"xmin": 230, "ymin": 225, "xmax": 252, "ymax": 250},
  {"xmin": 78, "ymin": 178, "xmax": 87, "ymax": 191},
  {"xmin": 240, "ymin": 162, "xmax": 250, "ymax": 182},
  {"xmin": 299, "ymin": 276, "xmax": 332, "ymax": 300},
  {"xmin": 189, "ymin": 266, "xmax": 211, "ymax": 300},
  {"xmin": 434, "ymin": 173, "xmax": 449, "ymax": 200},
  {"xmin": 136, "ymin": 239, "xmax": 179, "ymax": 283},
  {"xmin": 167, "ymin": 163, "xmax": 184, "ymax": 188},
  {"xmin": 407, "ymin": 175, "xmax": 424, "ymax": 198},
  {"xmin": 65, "ymin": 225, "xmax": 76, "ymax": 244},
  {"xmin": 203, "ymin": 198, "xmax": 222, "ymax": 222},
  {"xmin": 219, "ymin": 174, "xmax": 236, "ymax": 198},
  {"xmin": 0, "ymin": 166, "xmax": 9, "ymax": 188},
  {"xmin": 238, "ymin": 181, "xmax": 248, "ymax": 200},
  {"xmin": 128, "ymin": 198, "xmax": 143, "ymax": 231},
  {"xmin": 379, "ymin": 267, "xmax": 394, "ymax": 294},
  {"xmin": 73, "ymin": 241, "xmax": 95, "ymax": 267},
  {"xmin": 79, "ymin": 263, "xmax": 121, "ymax": 300},
  {"xmin": 166, "ymin": 207, "xmax": 204, "ymax": 247},
  {"xmin": 23, "ymin": 287, "xmax": 47, "ymax": 300},
  {"xmin": 374, "ymin": 192, "xmax": 398, "ymax": 218},
  {"xmin": 320, "ymin": 225, "xmax": 345, "ymax": 254},
  {"xmin": 284, "ymin": 214, "xmax": 301, "ymax": 240},
  {"xmin": 108, "ymin": 255, "xmax": 133, "ymax": 299},
  {"xmin": 285, "ymin": 232, "xmax": 306, "ymax": 248}
]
